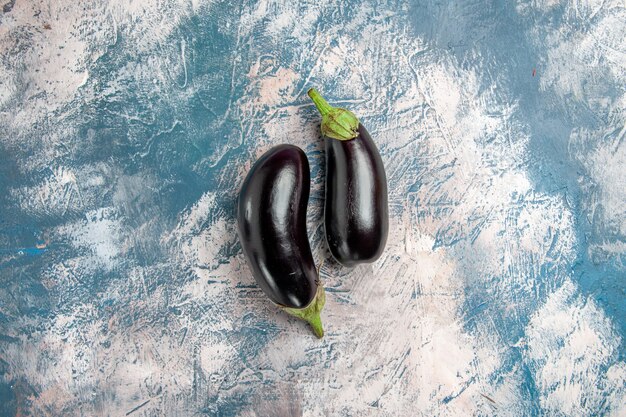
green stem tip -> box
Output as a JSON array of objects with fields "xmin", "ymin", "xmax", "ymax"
[
  {"xmin": 307, "ymin": 88, "xmax": 360, "ymax": 141},
  {"xmin": 307, "ymin": 87, "xmax": 333, "ymax": 116},
  {"xmin": 281, "ymin": 284, "xmax": 326, "ymax": 339}
]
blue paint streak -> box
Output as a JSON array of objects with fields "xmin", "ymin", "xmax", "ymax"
[{"xmin": 0, "ymin": 247, "xmax": 48, "ymax": 256}]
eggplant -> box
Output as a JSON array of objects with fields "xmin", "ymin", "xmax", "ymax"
[
  {"xmin": 237, "ymin": 144, "xmax": 325, "ymax": 338},
  {"xmin": 308, "ymin": 88, "xmax": 388, "ymax": 267}
]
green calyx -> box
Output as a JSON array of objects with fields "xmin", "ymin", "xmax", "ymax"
[
  {"xmin": 281, "ymin": 284, "xmax": 326, "ymax": 338},
  {"xmin": 307, "ymin": 88, "xmax": 359, "ymax": 141}
]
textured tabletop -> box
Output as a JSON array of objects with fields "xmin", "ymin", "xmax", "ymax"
[{"xmin": 1, "ymin": 1, "xmax": 625, "ymax": 416}]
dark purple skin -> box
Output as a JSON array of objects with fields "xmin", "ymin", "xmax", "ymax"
[
  {"xmin": 325, "ymin": 124, "xmax": 389, "ymax": 267},
  {"xmin": 237, "ymin": 145, "xmax": 317, "ymax": 309}
]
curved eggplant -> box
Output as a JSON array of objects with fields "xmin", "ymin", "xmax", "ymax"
[
  {"xmin": 308, "ymin": 88, "xmax": 389, "ymax": 267},
  {"xmin": 237, "ymin": 144, "xmax": 325, "ymax": 338}
]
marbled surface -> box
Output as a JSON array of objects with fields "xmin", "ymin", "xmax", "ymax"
[{"xmin": 1, "ymin": 1, "xmax": 625, "ymax": 416}]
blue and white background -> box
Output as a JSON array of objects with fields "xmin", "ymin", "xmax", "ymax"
[{"xmin": 1, "ymin": 0, "xmax": 625, "ymax": 415}]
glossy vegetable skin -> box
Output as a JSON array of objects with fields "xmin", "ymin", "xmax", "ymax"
[
  {"xmin": 237, "ymin": 144, "xmax": 325, "ymax": 337},
  {"xmin": 308, "ymin": 88, "xmax": 389, "ymax": 267}
]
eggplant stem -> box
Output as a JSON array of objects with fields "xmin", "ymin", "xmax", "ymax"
[
  {"xmin": 307, "ymin": 88, "xmax": 332, "ymax": 116},
  {"xmin": 281, "ymin": 284, "xmax": 326, "ymax": 339},
  {"xmin": 307, "ymin": 87, "xmax": 360, "ymax": 141},
  {"xmin": 307, "ymin": 312, "xmax": 324, "ymax": 339}
]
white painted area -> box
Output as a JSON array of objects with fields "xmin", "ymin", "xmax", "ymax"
[
  {"xmin": 526, "ymin": 279, "xmax": 626, "ymax": 416},
  {"xmin": 570, "ymin": 125, "xmax": 626, "ymax": 265},
  {"xmin": 9, "ymin": 164, "xmax": 112, "ymax": 217},
  {"xmin": 11, "ymin": 166, "xmax": 80, "ymax": 216},
  {"xmin": 56, "ymin": 207, "xmax": 123, "ymax": 271}
]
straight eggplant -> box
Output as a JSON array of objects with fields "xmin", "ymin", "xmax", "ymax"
[{"xmin": 308, "ymin": 88, "xmax": 389, "ymax": 267}]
